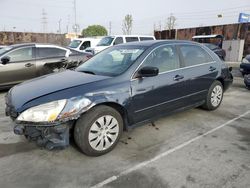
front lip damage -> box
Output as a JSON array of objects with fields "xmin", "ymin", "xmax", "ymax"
[
  {"xmin": 14, "ymin": 122, "xmax": 73, "ymax": 150},
  {"xmin": 12, "ymin": 102, "xmax": 96, "ymax": 150}
]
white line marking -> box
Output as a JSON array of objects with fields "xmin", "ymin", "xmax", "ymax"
[{"xmin": 91, "ymin": 110, "xmax": 250, "ymax": 188}]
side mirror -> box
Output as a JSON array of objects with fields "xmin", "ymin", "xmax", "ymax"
[
  {"xmin": 229, "ymin": 67, "xmax": 232, "ymax": 72},
  {"xmin": 1, "ymin": 56, "xmax": 10, "ymax": 65},
  {"xmin": 137, "ymin": 66, "xmax": 159, "ymax": 78}
]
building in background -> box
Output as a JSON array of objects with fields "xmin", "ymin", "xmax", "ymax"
[
  {"xmin": 0, "ymin": 32, "xmax": 70, "ymax": 46},
  {"xmin": 155, "ymin": 22, "xmax": 250, "ymax": 61}
]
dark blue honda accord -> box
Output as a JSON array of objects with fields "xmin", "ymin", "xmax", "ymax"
[{"xmin": 5, "ymin": 40, "xmax": 233, "ymax": 156}]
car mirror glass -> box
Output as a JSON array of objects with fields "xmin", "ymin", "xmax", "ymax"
[{"xmin": 137, "ymin": 66, "xmax": 159, "ymax": 78}]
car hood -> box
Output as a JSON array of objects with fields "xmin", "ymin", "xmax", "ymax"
[{"xmin": 9, "ymin": 70, "xmax": 110, "ymax": 110}]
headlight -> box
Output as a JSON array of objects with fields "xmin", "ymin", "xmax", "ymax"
[
  {"xmin": 17, "ymin": 100, "xmax": 67, "ymax": 122},
  {"xmin": 58, "ymin": 97, "xmax": 92, "ymax": 119},
  {"xmin": 17, "ymin": 97, "xmax": 92, "ymax": 123}
]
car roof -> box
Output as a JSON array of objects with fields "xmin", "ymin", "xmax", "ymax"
[
  {"xmin": 117, "ymin": 40, "xmax": 199, "ymax": 47},
  {"xmin": 8, "ymin": 43, "xmax": 67, "ymax": 50},
  {"xmin": 105, "ymin": 35, "xmax": 155, "ymax": 38}
]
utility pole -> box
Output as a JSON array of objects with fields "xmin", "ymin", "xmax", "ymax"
[
  {"xmin": 66, "ymin": 15, "xmax": 70, "ymax": 34},
  {"xmin": 73, "ymin": 0, "xmax": 77, "ymax": 35},
  {"xmin": 41, "ymin": 9, "xmax": 48, "ymax": 33},
  {"xmin": 58, "ymin": 19, "xmax": 62, "ymax": 34},
  {"xmin": 109, "ymin": 21, "xmax": 112, "ymax": 35}
]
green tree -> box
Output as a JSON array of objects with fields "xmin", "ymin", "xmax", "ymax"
[{"xmin": 81, "ymin": 25, "xmax": 108, "ymax": 37}]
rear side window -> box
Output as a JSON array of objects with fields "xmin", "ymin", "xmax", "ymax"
[
  {"xmin": 179, "ymin": 45, "xmax": 213, "ymax": 67},
  {"xmin": 125, "ymin": 37, "xmax": 139, "ymax": 43},
  {"xmin": 140, "ymin": 37, "xmax": 154, "ymax": 41},
  {"xmin": 113, "ymin": 37, "xmax": 124, "ymax": 45},
  {"xmin": 37, "ymin": 47, "xmax": 66, "ymax": 59}
]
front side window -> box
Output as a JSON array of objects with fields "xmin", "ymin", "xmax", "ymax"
[
  {"xmin": 76, "ymin": 46, "xmax": 146, "ymax": 76},
  {"xmin": 141, "ymin": 45, "xmax": 180, "ymax": 73},
  {"xmin": 113, "ymin": 37, "xmax": 123, "ymax": 45},
  {"xmin": 179, "ymin": 45, "xmax": 213, "ymax": 67},
  {"xmin": 80, "ymin": 41, "xmax": 91, "ymax": 50},
  {"xmin": 97, "ymin": 37, "xmax": 115, "ymax": 46},
  {"xmin": 7, "ymin": 47, "xmax": 33, "ymax": 62},
  {"xmin": 37, "ymin": 48, "xmax": 66, "ymax": 59},
  {"xmin": 125, "ymin": 37, "xmax": 139, "ymax": 43}
]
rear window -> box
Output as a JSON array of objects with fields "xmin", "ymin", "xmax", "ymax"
[
  {"xmin": 139, "ymin": 37, "xmax": 154, "ymax": 41},
  {"xmin": 125, "ymin": 37, "xmax": 139, "ymax": 43}
]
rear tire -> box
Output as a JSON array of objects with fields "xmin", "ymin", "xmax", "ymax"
[
  {"xmin": 202, "ymin": 81, "xmax": 223, "ymax": 111},
  {"xmin": 74, "ymin": 105, "xmax": 123, "ymax": 156}
]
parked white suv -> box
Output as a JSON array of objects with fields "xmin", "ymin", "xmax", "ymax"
[
  {"xmin": 86, "ymin": 35, "xmax": 156, "ymax": 54},
  {"xmin": 68, "ymin": 38, "xmax": 102, "ymax": 52}
]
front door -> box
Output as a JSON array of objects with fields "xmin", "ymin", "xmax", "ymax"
[
  {"xmin": 0, "ymin": 47, "xmax": 36, "ymax": 87},
  {"xmin": 130, "ymin": 44, "xmax": 187, "ymax": 124}
]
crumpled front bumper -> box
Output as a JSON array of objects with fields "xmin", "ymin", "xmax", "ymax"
[{"xmin": 14, "ymin": 122, "xmax": 73, "ymax": 150}]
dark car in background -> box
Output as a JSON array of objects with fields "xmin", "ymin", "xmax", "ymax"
[
  {"xmin": 203, "ymin": 43, "xmax": 226, "ymax": 60},
  {"xmin": 240, "ymin": 55, "xmax": 250, "ymax": 76},
  {"xmin": 0, "ymin": 43, "xmax": 92, "ymax": 89},
  {"xmin": 5, "ymin": 40, "xmax": 233, "ymax": 156}
]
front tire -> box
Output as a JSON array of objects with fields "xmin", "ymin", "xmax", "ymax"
[
  {"xmin": 202, "ymin": 81, "xmax": 223, "ymax": 111},
  {"xmin": 74, "ymin": 105, "xmax": 123, "ymax": 156}
]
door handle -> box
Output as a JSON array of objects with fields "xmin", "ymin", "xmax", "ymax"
[
  {"xmin": 25, "ymin": 63, "xmax": 34, "ymax": 67},
  {"xmin": 173, "ymin": 75, "xmax": 184, "ymax": 81},
  {"xmin": 209, "ymin": 66, "xmax": 216, "ymax": 72}
]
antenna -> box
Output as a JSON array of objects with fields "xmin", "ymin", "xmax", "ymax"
[{"xmin": 41, "ymin": 9, "xmax": 48, "ymax": 33}]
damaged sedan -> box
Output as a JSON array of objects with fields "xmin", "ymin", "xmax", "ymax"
[
  {"xmin": 0, "ymin": 43, "xmax": 92, "ymax": 90},
  {"xmin": 5, "ymin": 40, "xmax": 233, "ymax": 156}
]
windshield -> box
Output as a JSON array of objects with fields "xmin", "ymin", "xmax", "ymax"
[
  {"xmin": 97, "ymin": 37, "xmax": 115, "ymax": 46},
  {"xmin": 69, "ymin": 40, "xmax": 82, "ymax": 48},
  {"xmin": 76, "ymin": 46, "xmax": 146, "ymax": 76},
  {"xmin": 0, "ymin": 46, "xmax": 13, "ymax": 55}
]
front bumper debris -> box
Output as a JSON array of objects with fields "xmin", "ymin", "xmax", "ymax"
[{"xmin": 14, "ymin": 123, "xmax": 72, "ymax": 150}]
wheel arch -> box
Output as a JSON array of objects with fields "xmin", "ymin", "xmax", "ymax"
[
  {"xmin": 216, "ymin": 77, "xmax": 225, "ymax": 89},
  {"xmin": 92, "ymin": 102, "xmax": 130, "ymax": 131}
]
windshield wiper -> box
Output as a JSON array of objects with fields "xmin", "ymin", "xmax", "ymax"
[{"xmin": 80, "ymin": 70, "xmax": 96, "ymax": 75}]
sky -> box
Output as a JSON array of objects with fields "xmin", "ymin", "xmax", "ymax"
[{"xmin": 0, "ymin": 0, "xmax": 249, "ymax": 35}]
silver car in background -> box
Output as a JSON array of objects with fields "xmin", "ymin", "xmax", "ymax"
[{"xmin": 0, "ymin": 43, "xmax": 92, "ymax": 89}]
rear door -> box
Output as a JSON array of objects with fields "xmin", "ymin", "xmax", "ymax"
[
  {"xmin": 177, "ymin": 44, "xmax": 219, "ymax": 104},
  {"xmin": 130, "ymin": 44, "xmax": 187, "ymax": 123},
  {"xmin": 35, "ymin": 47, "xmax": 68, "ymax": 75},
  {"xmin": 0, "ymin": 46, "xmax": 36, "ymax": 86}
]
